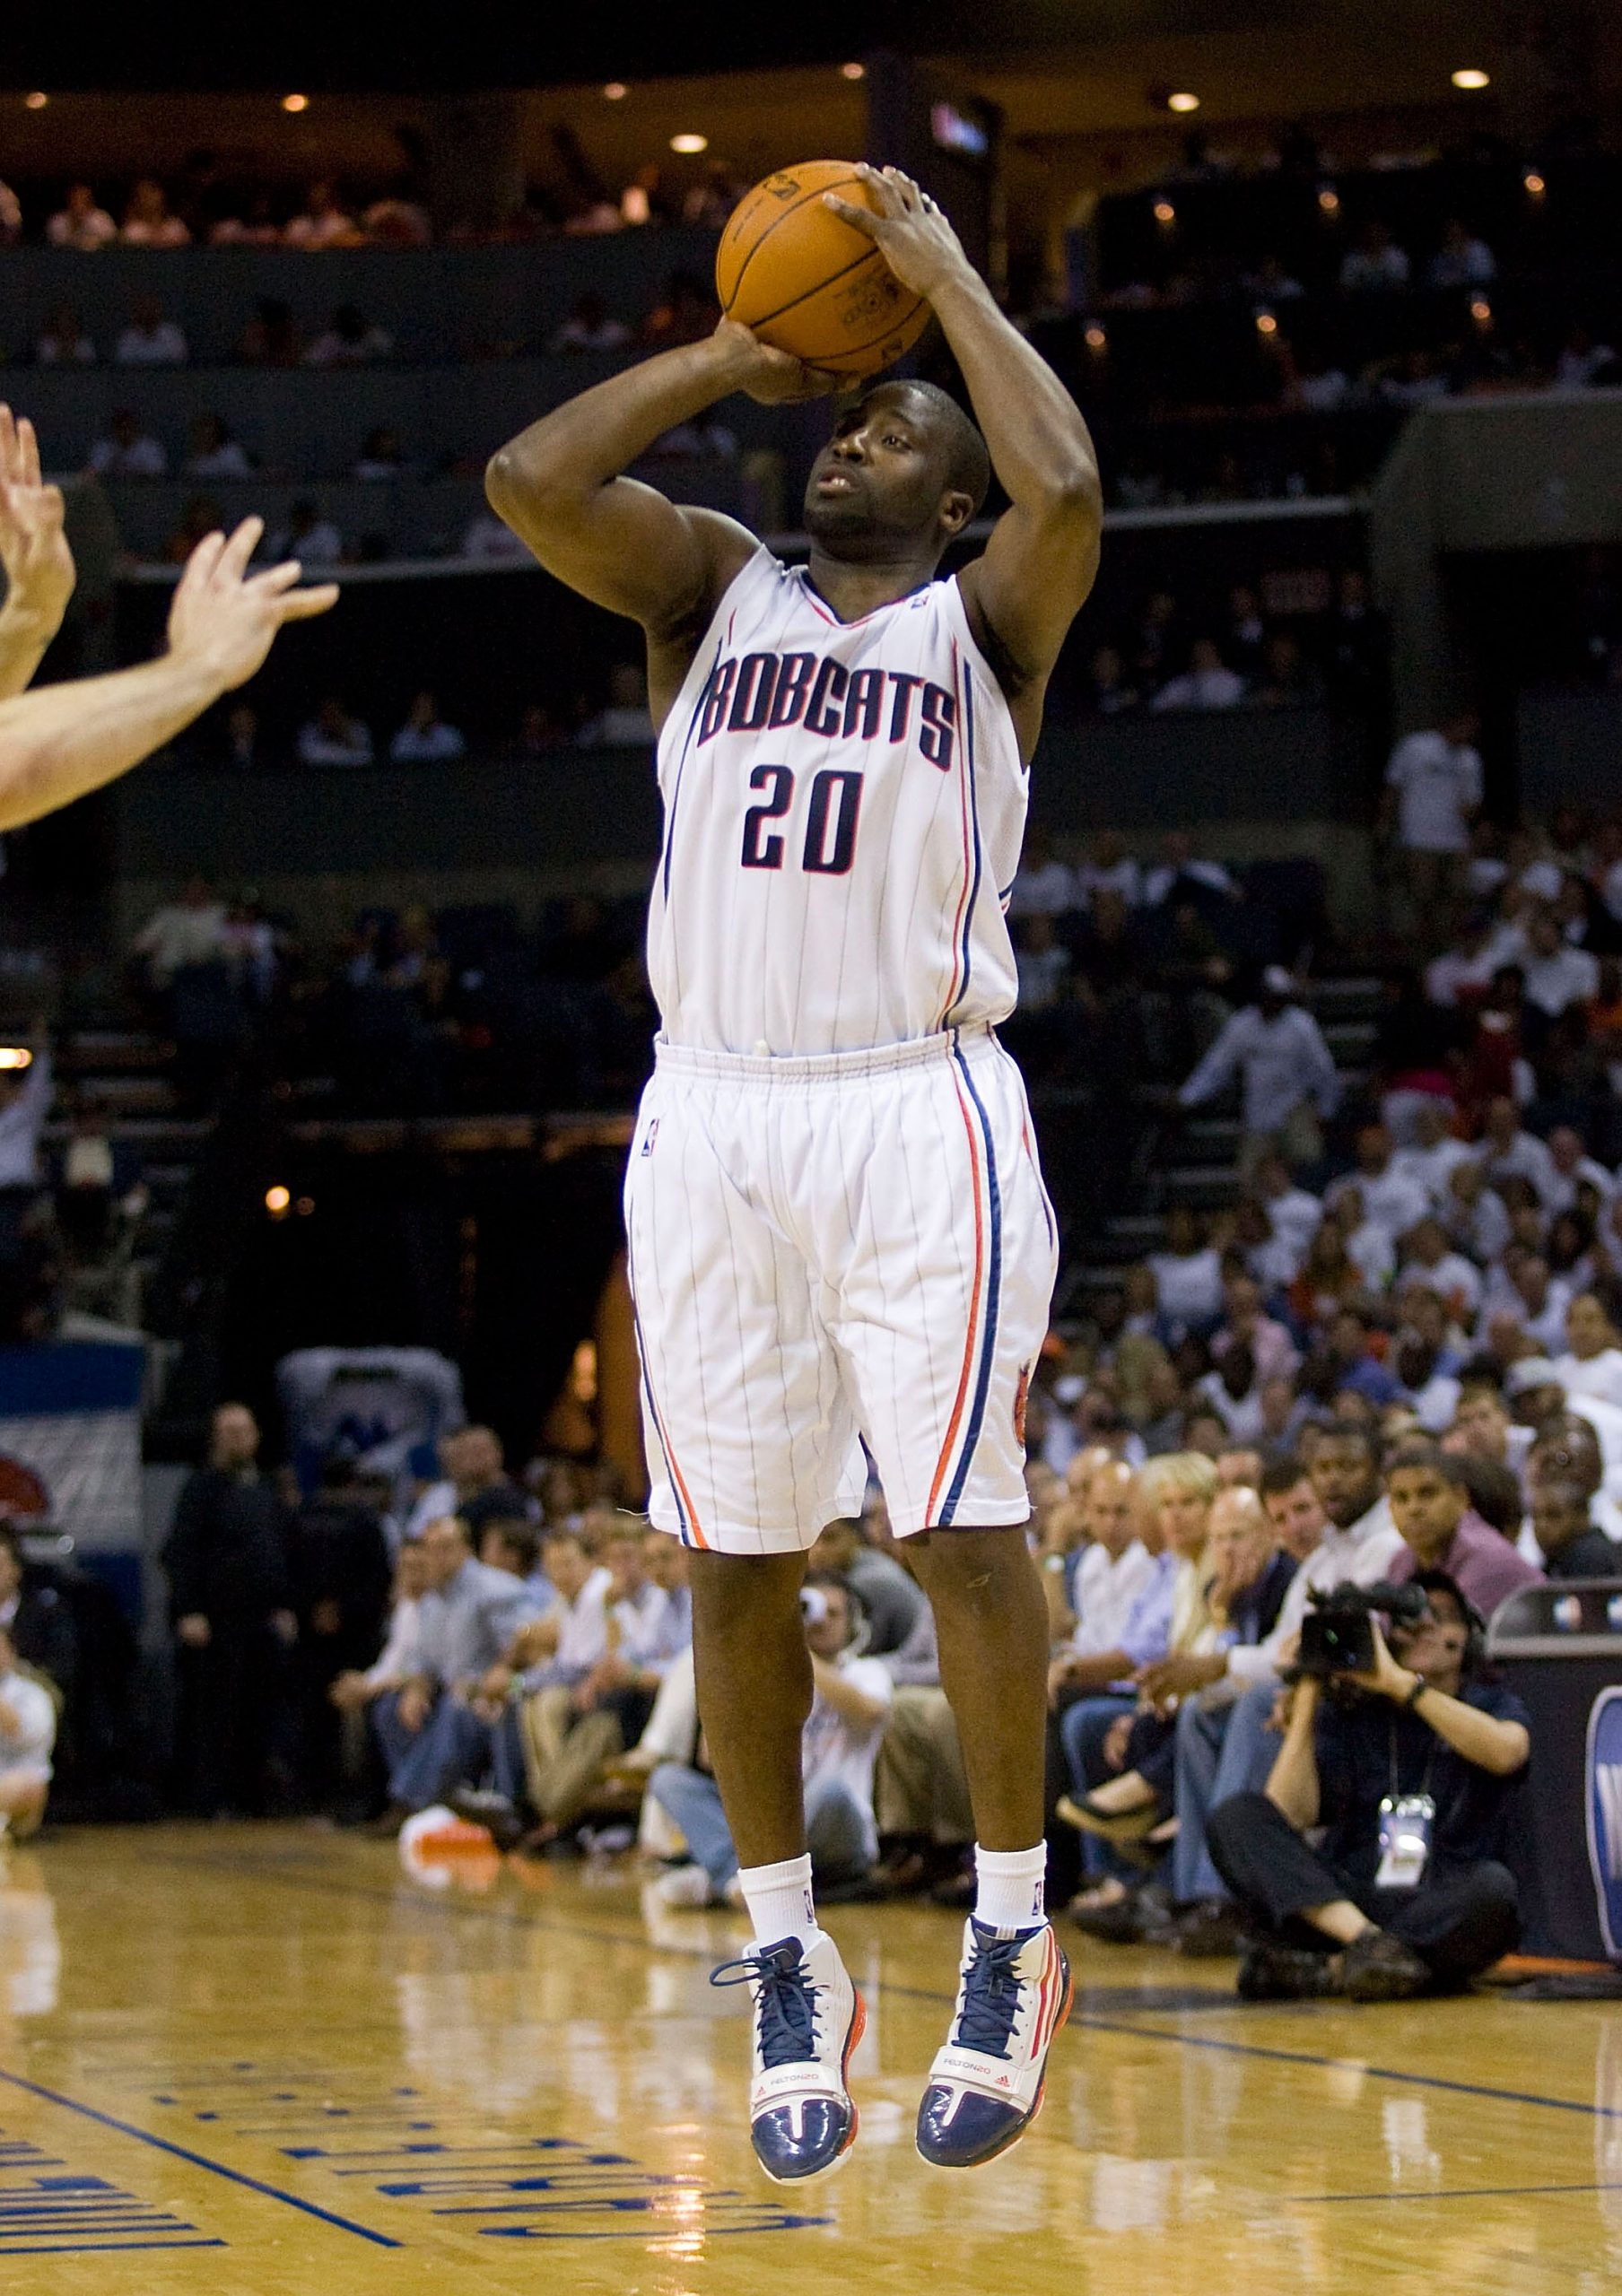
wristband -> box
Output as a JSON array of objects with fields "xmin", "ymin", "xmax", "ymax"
[{"xmin": 1403, "ymin": 1673, "xmax": 1428, "ymax": 1709}]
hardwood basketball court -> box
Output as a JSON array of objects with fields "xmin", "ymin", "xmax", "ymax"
[{"xmin": 0, "ymin": 1825, "xmax": 1615, "ymax": 2293}]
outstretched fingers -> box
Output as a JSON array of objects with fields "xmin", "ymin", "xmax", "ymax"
[
  {"xmin": 274, "ymin": 583, "xmax": 339, "ymax": 623},
  {"xmin": 217, "ymin": 516, "xmax": 265, "ymax": 582},
  {"xmin": 16, "ymin": 416, "xmax": 41, "ymax": 491}
]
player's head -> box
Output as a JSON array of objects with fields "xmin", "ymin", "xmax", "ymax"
[{"xmin": 803, "ymin": 380, "xmax": 990, "ymax": 564}]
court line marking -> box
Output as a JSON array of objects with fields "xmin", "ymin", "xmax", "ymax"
[
  {"xmin": 1301, "ymin": 2180, "xmax": 1622, "ymax": 2204},
  {"xmin": 0, "ymin": 2070, "xmax": 402, "ymax": 2248},
  {"xmin": 125, "ymin": 1847, "xmax": 1622, "ymax": 2126}
]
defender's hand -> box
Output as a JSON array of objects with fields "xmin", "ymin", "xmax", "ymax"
[
  {"xmin": 166, "ymin": 517, "xmax": 337, "ymax": 695},
  {"xmin": 709, "ymin": 317, "xmax": 841, "ymax": 404},
  {"xmin": 0, "ymin": 405, "xmax": 74, "ymax": 632},
  {"xmin": 821, "ymin": 165, "xmax": 973, "ymax": 302}
]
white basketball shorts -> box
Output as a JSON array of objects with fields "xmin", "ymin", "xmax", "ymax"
[{"xmin": 624, "ymin": 1022, "xmax": 1059, "ymax": 1554}]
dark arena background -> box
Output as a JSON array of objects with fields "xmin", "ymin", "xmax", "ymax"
[{"xmin": 0, "ymin": 7, "xmax": 1620, "ymax": 2290}]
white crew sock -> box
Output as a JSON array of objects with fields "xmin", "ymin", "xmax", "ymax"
[
  {"xmin": 738, "ymin": 1854, "xmax": 819, "ymax": 1951},
  {"xmin": 974, "ymin": 1843, "xmax": 1047, "ymax": 1937}
]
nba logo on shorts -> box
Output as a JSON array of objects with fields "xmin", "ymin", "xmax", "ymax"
[
  {"xmin": 641, "ymin": 1119, "xmax": 659, "ymax": 1159},
  {"xmin": 1585, "ymin": 1687, "xmax": 1622, "ymax": 1958}
]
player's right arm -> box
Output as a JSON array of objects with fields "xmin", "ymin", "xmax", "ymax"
[
  {"xmin": 484, "ymin": 325, "xmax": 835, "ymax": 720},
  {"xmin": 0, "ymin": 518, "xmax": 336, "ymax": 832}
]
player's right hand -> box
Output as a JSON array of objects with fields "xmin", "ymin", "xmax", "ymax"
[
  {"xmin": 710, "ymin": 317, "xmax": 842, "ymax": 404},
  {"xmin": 166, "ymin": 517, "xmax": 338, "ymax": 693},
  {"xmin": 0, "ymin": 404, "xmax": 75, "ymax": 631}
]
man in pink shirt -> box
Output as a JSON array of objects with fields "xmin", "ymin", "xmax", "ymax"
[{"xmin": 1383, "ymin": 1440, "xmax": 1543, "ymax": 1620}]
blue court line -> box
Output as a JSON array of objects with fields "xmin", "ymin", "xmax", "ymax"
[
  {"xmin": 0, "ymin": 2070, "xmax": 402, "ymax": 2248},
  {"xmin": 136, "ymin": 1848, "xmax": 1622, "ymax": 2128}
]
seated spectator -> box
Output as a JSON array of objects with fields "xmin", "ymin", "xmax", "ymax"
[
  {"xmin": 132, "ymin": 875, "xmax": 228, "ymax": 986},
  {"xmin": 1144, "ymin": 831, "xmax": 1240, "ymax": 910},
  {"xmin": 352, "ymin": 426, "xmax": 406, "ymax": 480},
  {"xmin": 1555, "ymin": 1291, "xmax": 1622, "ymax": 1411},
  {"xmin": 1013, "ymin": 909, "xmax": 1070, "ymax": 1013},
  {"xmin": 1554, "ymin": 324, "xmax": 1619, "ymax": 392},
  {"xmin": 121, "ymin": 178, "xmax": 190, "ymax": 247},
  {"xmin": 304, "ymin": 305, "xmax": 394, "ymax": 366},
  {"xmin": 35, "ymin": 306, "xmax": 95, "ymax": 366},
  {"xmin": 237, "ymin": 297, "xmax": 302, "ymax": 364},
  {"xmin": 648, "ymin": 1570, "xmax": 891, "ymax": 1907},
  {"xmin": 1518, "ymin": 906, "xmax": 1599, "ymax": 1020},
  {"xmin": 86, "ymin": 409, "xmax": 168, "ymax": 478},
  {"xmin": 0, "ymin": 1621, "xmax": 55, "ymax": 1842},
  {"xmin": 1208, "ymin": 1573, "xmax": 1527, "ymax": 2000},
  {"xmin": 297, "ymin": 697, "xmax": 374, "ymax": 768},
  {"xmin": 640, "ymin": 270, "xmax": 719, "ymax": 350},
  {"xmin": 461, "ymin": 508, "xmax": 533, "ymax": 562},
  {"xmin": 362, "ymin": 195, "xmax": 431, "ymax": 246},
  {"xmin": 1478, "ymin": 1095, "xmax": 1559, "ymax": 1212},
  {"xmin": 1383, "ymin": 1440, "xmax": 1544, "ymax": 1613},
  {"xmin": 807, "ymin": 1518, "xmax": 927, "ymax": 1657},
  {"xmin": 184, "ymin": 413, "xmax": 254, "ymax": 478},
  {"xmin": 1252, "ymin": 632, "xmax": 1325, "ymax": 708},
  {"xmin": 1528, "ymin": 1473, "xmax": 1618, "ymax": 1581},
  {"xmin": 1075, "ymin": 830, "xmax": 1142, "ymax": 910},
  {"xmin": 1147, "ymin": 1206, "xmax": 1225, "ymax": 1337},
  {"xmin": 1084, "ymin": 644, "xmax": 1140, "ymax": 715},
  {"xmin": 550, "ymin": 292, "xmax": 632, "ymax": 353},
  {"xmin": 284, "ymin": 180, "xmax": 364, "ymax": 249},
  {"xmin": 114, "ymin": 294, "xmax": 189, "ymax": 365},
  {"xmin": 1398, "ymin": 1217, "xmax": 1483, "ymax": 1325},
  {"xmin": 47, "ymin": 182, "xmax": 118, "ymax": 250},
  {"xmin": 328, "ymin": 1538, "xmax": 430, "ymax": 1804},
  {"xmin": 1327, "ymin": 1123, "xmax": 1430, "ymax": 1247},
  {"xmin": 1152, "ymin": 638, "xmax": 1246, "ymax": 711},
  {"xmin": 164, "ymin": 494, "xmax": 224, "ymax": 566},
  {"xmin": 1373, "ymin": 347, "xmax": 1451, "ymax": 407},
  {"xmin": 389, "ymin": 691, "xmax": 467, "ymax": 764},
  {"xmin": 1007, "ymin": 829, "xmax": 1078, "ymax": 918},
  {"xmin": 578, "ymin": 663, "xmax": 655, "ymax": 746},
  {"xmin": 1339, "ymin": 219, "xmax": 1410, "ymax": 291},
  {"xmin": 267, "ymin": 500, "xmax": 344, "ymax": 566},
  {"xmin": 1428, "ymin": 218, "xmax": 1496, "ymax": 290}
]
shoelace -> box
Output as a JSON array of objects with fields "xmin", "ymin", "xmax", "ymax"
[
  {"xmin": 711, "ymin": 1947, "xmax": 820, "ymax": 2069},
  {"xmin": 952, "ymin": 1934, "xmax": 1028, "ymax": 2061}
]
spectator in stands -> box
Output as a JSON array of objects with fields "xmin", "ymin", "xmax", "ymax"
[
  {"xmin": 1144, "ymin": 831, "xmax": 1240, "ymax": 910},
  {"xmin": 1478, "ymin": 1095, "xmax": 1559, "ymax": 1210},
  {"xmin": 1147, "ymin": 1207, "xmax": 1225, "ymax": 1337},
  {"xmin": 161, "ymin": 1403, "xmax": 298, "ymax": 1818},
  {"xmin": 121, "ymin": 179, "xmax": 190, "ymax": 247},
  {"xmin": 1339, "ymin": 219, "xmax": 1410, "ymax": 291},
  {"xmin": 389, "ymin": 691, "xmax": 467, "ymax": 764},
  {"xmin": 1527, "ymin": 1464, "xmax": 1617, "ymax": 1579},
  {"xmin": 640, "ymin": 270, "xmax": 718, "ymax": 350},
  {"xmin": 164, "ymin": 494, "xmax": 225, "ymax": 567},
  {"xmin": 1554, "ymin": 1292, "xmax": 1622, "ymax": 1410},
  {"xmin": 1008, "ymin": 829, "xmax": 1078, "ymax": 918},
  {"xmin": 1180, "ymin": 966, "xmax": 1340, "ymax": 1176},
  {"xmin": 86, "ymin": 409, "xmax": 168, "ymax": 479},
  {"xmin": 265, "ymin": 500, "xmax": 344, "ymax": 568},
  {"xmin": 352, "ymin": 426, "xmax": 406, "ymax": 480},
  {"xmin": 1152, "ymin": 636, "xmax": 1246, "ymax": 710},
  {"xmin": 184, "ymin": 414, "xmax": 254, "ymax": 479},
  {"xmin": 461, "ymin": 507, "xmax": 533, "ymax": 561},
  {"xmin": 132, "ymin": 876, "xmax": 228, "ymax": 987},
  {"xmin": 297, "ymin": 696, "xmax": 374, "ymax": 768},
  {"xmin": 578, "ymin": 663, "xmax": 655, "ymax": 746},
  {"xmin": 283, "ymin": 181, "xmax": 363, "ymax": 249},
  {"xmin": 1253, "ymin": 631, "xmax": 1325, "ymax": 709},
  {"xmin": 0, "ymin": 1621, "xmax": 55, "ymax": 1841},
  {"xmin": 35, "ymin": 306, "xmax": 95, "ymax": 366},
  {"xmin": 807, "ymin": 1518, "xmax": 928, "ymax": 1657},
  {"xmin": 1518, "ymin": 906, "xmax": 1600, "ymax": 1020},
  {"xmin": 1428, "ymin": 218, "xmax": 1496, "ymax": 290},
  {"xmin": 0, "ymin": 179, "xmax": 19, "ymax": 247},
  {"xmin": 1555, "ymin": 325, "xmax": 1619, "ymax": 392},
  {"xmin": 550, "ymin": 292, "xmax": 632, "ymax": 353},
  {"xmin": 648, "ymin": 1570, "xmax": 891, "ymax": 1908},
  {"xmin": 1084, "ymin": 644, "xmax": 1140, "ymax": 715},
  {"xmin": 304, "ymin": 306, "xmax": 394, "ymax": 366},
  {"xmin": 1380, "ymin": 711, "xmax": 1484, "ymax": 943},
  {"xmin": 291, "ymin": 1456, "xmax": 392, "ymax": 1808},
  {"xmin": 237, "ymin": 297, "xmax": 301, "ymax": 365},
  {"xmin": 1383, "ymin": 1440, "xmax": 1543, "ymax": 1614},
  {"xmin": 113, "ymin": 295, "xmax": 189, "ymax": 366},
  {"xmin": 47, "ymin": 183, "xmax": 118, "ymax": 250},
  {"xmin": 1209, "ymin": 1573, "xmax": 1526, "ymax": 2000},
  {"xmin": 1076, "ymin": 830, "xmax": 1143, "ymax": 910}
]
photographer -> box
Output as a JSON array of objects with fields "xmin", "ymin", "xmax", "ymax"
[{"xmin": 1208, "ymin": 1572, "xmax": 1529, "ymax": 2001}]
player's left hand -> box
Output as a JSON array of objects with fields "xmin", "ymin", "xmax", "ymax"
[
  {"xmin": 822, "ymin": 165, "xmax": 973, "ymax": 301},
  {"xmin": 0, "ymin": 404, "xmax": 75, "ymax": 631}
]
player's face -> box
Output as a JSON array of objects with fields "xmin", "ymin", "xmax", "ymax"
[{"xmin": 803, "ymin": 388, "xmax": 961, "ymax": 556}]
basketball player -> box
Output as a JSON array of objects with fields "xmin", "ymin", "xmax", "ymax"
[
  {"xmin": 488, "ymin": 166, "xmax": 1101, "ymax": 2179},
  {"xmin": 0, "ymin": 404, "xmax": 336, "ymax": 825}
]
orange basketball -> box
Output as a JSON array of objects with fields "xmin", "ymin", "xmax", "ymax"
[{"xmin": 716, "ymin": 161, "xmax": 931, "ymax": 380}]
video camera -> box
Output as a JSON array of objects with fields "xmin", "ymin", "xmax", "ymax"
[{"xmin": 1296, "ymin": 1579, "xmax": 1430, "ymax": 1678}]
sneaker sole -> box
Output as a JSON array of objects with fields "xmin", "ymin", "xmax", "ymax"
[
  {"xmin": 916, "ymin": 1952, "xmax": 1075, "ymax": 2171},
  {"xmin": 754, "ymin": 1987, "xmax": 867, "ymax": 2187}
]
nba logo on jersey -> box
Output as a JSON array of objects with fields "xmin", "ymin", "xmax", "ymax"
[{"xmin": 641, "ymin": 1118, "xmax": 659, "ymax": 1158}]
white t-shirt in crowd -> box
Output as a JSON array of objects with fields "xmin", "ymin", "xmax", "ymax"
[
  {"xmin": 1008, "ymin": 861, "xmax": 1080, "ymax": 918},
  {"xmin": 1385, "ymin": 732, "xmax": 1483, "ymax": 852},
  {"xmin": 1068, "ymin": 1540, "xmax": 1157, "ymax": 1659},
  {"xmin": 1555, "ymin": 1349, "xmax": 1622, "ymax": 1413},
  {"xmin": 1075, "ymin": 858, "xmax": 1143, "ymax": 909},
  {"xmin": 0, "ymin": 1670, "xmax": 57, "ymax": 1784},
  {"xmin": 1147, "ymin": 1246, "xmax": 1225, "ymax": 1333},
  {"xmin": 800, "ymin": 1653, "xmax": 892, "ymax": 1851},
  {"xmin": 1521, "ymin": 944, "xmax": 1600, "ymax": 1019}
]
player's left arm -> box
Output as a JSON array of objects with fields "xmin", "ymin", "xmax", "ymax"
[
  {"xmin": 0, "ymin": 405, "xmax": 75, "ymax": 701},
  {"xmin": 824, "ymin": 168, "xmax": 1102, "ymax": 705}
]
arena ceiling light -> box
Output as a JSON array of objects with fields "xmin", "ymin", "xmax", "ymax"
[
  {"xmin": 282, "ymin": 92, "xmax": 310, "ymax": 113},
  {"xmin": 1166, "ymin": 91, "xmax": 1200, "ymax": 113},
  {"xmin": 1152, "ymin": 198, "xmax": 1176, "ymax": 224},
  {"xmin": 841, "ymin": 62, "xmax": 867, "ymax": 80},
  {"xmin": 602, "ymin": 82, "xmax": 628, "ymax": 100},
  {"xmin": 22, "ymin": 91, "xmax": 48, "ymax": 110},
  {"xmin": 1452, "ymin": 67, "xmax": 1490, "ymax": 89},
  {"xmin": 670, "ymin": 133, "xmax": 709, "ymax": 153},
  {"xmin": 265, "ymin": 1185, "xmax": 291, "ymax": 1216}
]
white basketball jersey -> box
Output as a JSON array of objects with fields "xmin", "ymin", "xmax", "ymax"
[{"xmin": 647, "ymin": 546, "xmax": 1027, "ymax": 1057}]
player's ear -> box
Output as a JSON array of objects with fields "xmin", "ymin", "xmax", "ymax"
[{"xmin": 938, "ymin": 488, "xmax": 974, "ymax": 538}]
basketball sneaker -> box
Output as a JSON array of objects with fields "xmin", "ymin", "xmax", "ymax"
[
  {"xmin": 915, "ymin": 1918, "xmax": 1072, "ymax": 2170},
  {"xmin": 711, "ymin": 1932, "xmax": 865, "ymax": 2183}
]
